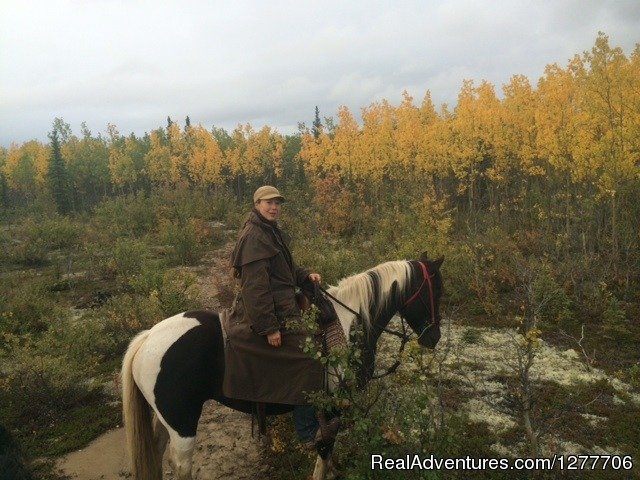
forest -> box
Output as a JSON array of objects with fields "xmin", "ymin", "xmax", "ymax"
[{"xmin": 1, "ymin": 32, "xmax": 639, "ymax": 479}]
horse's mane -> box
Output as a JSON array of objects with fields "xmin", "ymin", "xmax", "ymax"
[{"xmin": 327, "ymin": 260, "xmax": 412, "ymax": 329}]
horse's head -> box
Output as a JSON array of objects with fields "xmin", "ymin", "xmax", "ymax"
[{"xmin": 400, "ymin": 252, "xmax": 444, "ymax": 349}]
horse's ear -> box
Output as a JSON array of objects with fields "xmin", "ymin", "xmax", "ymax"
[
  {"xmin": 419, "ymin": 251, "xmax": 429, "ymax": 262},
  {"xmin": 432, "ymin": 256, "xmax": 444, "ymax": 270}
]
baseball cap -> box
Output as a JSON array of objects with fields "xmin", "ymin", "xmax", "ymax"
[{"xmin": 253, "ymin": 185, "xmax": 285, "ymax": 203}]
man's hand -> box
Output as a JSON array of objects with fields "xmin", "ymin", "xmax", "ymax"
[{"xmin": 267, "ymin": 330, "xmax": 281, "ymax": 347}]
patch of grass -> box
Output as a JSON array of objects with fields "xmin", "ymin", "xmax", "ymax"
[
  {"xmin": 461, "ymin": 327, "xmax": 483, "ymax": 344},
  {"xmin": 18, "ymin": 401, "xmax": 121, "ymax": 458},
  {"xmin": 601, "ymin": 400, "xmax": 640, "ymax": 456}
]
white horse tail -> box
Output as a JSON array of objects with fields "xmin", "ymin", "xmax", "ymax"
[{"xmin": 122, "ymin": 330, "xmax": 162, "ymax": 480}]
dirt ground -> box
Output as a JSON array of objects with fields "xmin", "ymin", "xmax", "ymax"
[
  {"xmin": 56, "ymin": 402, "xmax": 269, "ymax": 480},
  {"xmin": 56, "ymin": 240, "xmax": 273, "ymax": 479}
]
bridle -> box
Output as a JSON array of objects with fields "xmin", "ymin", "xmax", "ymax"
[{"xmin": 399, "ymin": 261, "xmax": 439, "ymax": 340}]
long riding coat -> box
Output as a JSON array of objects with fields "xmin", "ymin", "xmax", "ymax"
[{"xmin": 223, "ymin": 211, "xmax": 323, "ymax": 405}]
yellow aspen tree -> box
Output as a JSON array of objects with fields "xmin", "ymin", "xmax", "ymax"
[
  {"xmin": 450, "ymin": 80, "xmax": 501, "ymax": 211},
  {"xmin": 300, "ymin": 127, "xmax": 332, "ymax": 175},
  {"xmin": 188, "ymin": 125, "xmax": 224, "ymax": 187},
  {"xmin": 271, "ymin": 132, "xmax": 285, "ymax": 180},
  {"xmin": 108, "ymin": 124, "xmax": 137, "ymax": 190},
  {"xmin": 360, "ymin": 100, "xmax": 394, "ymax": 183},
  {"xmin": 326, "ymin": 106, "xmax": 360, "ymax": 179},
  {"xmin": 32, "ymin": 141, "xmax": 50, "ymax": 187},
  {"xmin": 535, "ymin": 62, "xmax": 580, "ymax": 179},
  {"xmin": 145, "ymin": 129, "xmax": 172, "ymax": 186},
  {"xmin": 241, "ymin": 124, "xmax": 262, "ymax": 180},
  {"xmin": 474, "ymin": 80, "xmax": 503, "ymax": 178},
  {"xmin": 2, "ymin": 141, "xmax": 48, "ymax": 196},
  {"xmin": 450, "ymin": 79, "xmax": 481, "ymax": 201},
  {"xmin": 244, "ymin": 126, "xmax": 283, "ymax": 182},
  {"xmin": 417, "ymin": 91, "xmax": 448, "ymax": 177},
  {"xmin": 535, "ymin": 59, "xmax": 584, "ymax": 249},
  {"xmin": 627, "ymin": 44, "xmax": 640, "ymax": 161},
  {"xmin": 225, "ymin": 126, "xmax": 247, "ymax": 179},
  {"xmin": 229, "ymin": 124, "xmax": 264, "ymax": 179},
  {"xmin": 393, "ymin": 92, "xmax": 423, "ymax": 176},
  {"xmin": 3, "ymin": 144, "xmax": 31, "ymax": 193},
  {"xmin": 498, "ymin": 75, "xmax": 542, "ymax": 179},
  {"xmin": 574, "ymin": 33, "xmax": 639, "ymax": 255},
  {"xmin": 167, "ymin": 122, "xmax": 188, "ymax": 185}
]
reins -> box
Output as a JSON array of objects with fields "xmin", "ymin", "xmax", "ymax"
[{"xmin": 319, "ymin": 286, "xmax": 361, "ymax": 319}]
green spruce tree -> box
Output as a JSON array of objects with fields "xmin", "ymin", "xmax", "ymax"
[
  {"xmin": 48, "ymin": 122, "xmax": 72, "ymax": 214},
  {"xmin": 312, "ymin": 106, "xmax": 322, "ymax": 139}
]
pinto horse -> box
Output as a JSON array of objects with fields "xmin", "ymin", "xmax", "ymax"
[{"xmin": 121, "ymin": 253, "xmax": 443, "ymax": 480}]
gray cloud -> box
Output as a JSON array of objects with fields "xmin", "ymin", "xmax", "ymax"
[{"xmin": 1, "ymin": 0, "xmax": 638, "ymax": 146}]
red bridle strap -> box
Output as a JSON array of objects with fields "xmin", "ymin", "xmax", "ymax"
[{"xmin": 402, "ymin": 261, "xmax": 437, "ymax": 325}]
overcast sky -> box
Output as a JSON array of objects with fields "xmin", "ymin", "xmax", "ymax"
[{"xmin": 1, "ymin": 0, "xmax": 638, "ymax": 147}]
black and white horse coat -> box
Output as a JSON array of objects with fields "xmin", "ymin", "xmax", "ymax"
[{"xmin": 122, "ymin": 255, "xmax": 443, "ymax": 480}]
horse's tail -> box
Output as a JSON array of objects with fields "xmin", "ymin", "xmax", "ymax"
[{"xmin": 121, "ymin": 330, "xmax": 162, "ymax": 480}]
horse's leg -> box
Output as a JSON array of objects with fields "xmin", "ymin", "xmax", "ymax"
[
  {"xmin": 312, "ymin": 455, "xmax": 327, "ymax": 480},
  {"xmin": 167, "ymin": 431, "xmax": 196, "ymax": 480},
  {"xmin": 152, "ymin": 414, "xmax": 169, "ymax": 460},
  {"xmin": 326, "ymin": 455, "xmax": 338, "ymax": 480},
  {"xmin": 313, "ymin": 453, "xmax": 338, "ymax": 480},
  {"xmin": 312, "ymin": 438, "xmax": 339, "ymax": 480}
]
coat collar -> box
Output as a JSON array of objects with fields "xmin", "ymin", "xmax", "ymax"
[{"xmin": 249, "ymin": 209, "xmax": 279, "ymax": 230}]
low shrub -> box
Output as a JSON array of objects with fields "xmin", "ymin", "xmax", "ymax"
[
  {"xmin": 29, "ymin": 216, "xmax": 84, "ymax": 250},
  {"xmin": 155, "ymin": 269, "xmax": 202, "ymax": 316},
  {"xmin": 37, "ymin": 314, "xmax": 118, "ymax": 367},
  {"xmin": 93, "ymin": 192, "xmax": 158, "ymax": 238},
  {"xmin": 9, "ymin": 238, "xmax": 48, "ymax": 266},
  {"xmin": 101, "ymin": 293, "xmax": 163, "ymax": 352},
  {"xmin": 159, "ymin": 218, "xmax": 206, "ymax": 266},
  {"xmin": 531, "ymin": 262, "xmax": 574, "ymax": 330},
  {"xmin": 101, "ymin": 237, "xmax": 150, "ymax": 282},
  {"xmin": 100, "ymin": 270, "xmax": 200, "ymax": 353},
  {"xmin": 0, "ymin": 340, "xmax": 95, "ymax": 432},
  {"xmin": 0, "ymin": 281, "xmax": 67, "ymax": 337}
]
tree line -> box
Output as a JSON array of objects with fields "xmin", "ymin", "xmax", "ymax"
[{"xmin": 1, "ymin": 33, "xmax": 638, "ymax": 268}]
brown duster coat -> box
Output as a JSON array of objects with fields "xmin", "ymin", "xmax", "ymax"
[{"xmin": 222, "ymin": 210, "xmax": 323, "ymax": 405}]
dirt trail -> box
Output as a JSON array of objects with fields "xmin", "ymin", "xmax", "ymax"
[{"xmin": 56, "ymin": 240, "xmax": 272, "ymax": 480}]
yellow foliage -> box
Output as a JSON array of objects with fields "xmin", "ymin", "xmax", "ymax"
[
  {"xmin": 109, "ymin": 134, "xmax": 140, "ymax": 188},
  {"xmin": 326, "ymin": 106, "xmax": 360, "ymax": 177},
  {"xmin": 145, "ymin": 130, "xmax": 171, "ymax": 185},
  {"xmin": 167, "ymin": 123, "xmax": 187, "ymax": 185},
  {"xmin": 187, "ymin": 125, "xmax": 224, "ymax": 186},
  {"xmin": 2, "ymin": 141, "xmax": 49, "ymax": 193},
  {"xmin": 360, "ymin": 100, "xmax": 394, "ymax": 182},
  {"xmin": 226, "ymin": 124, "xmax": 284, "ymax": 180}
]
